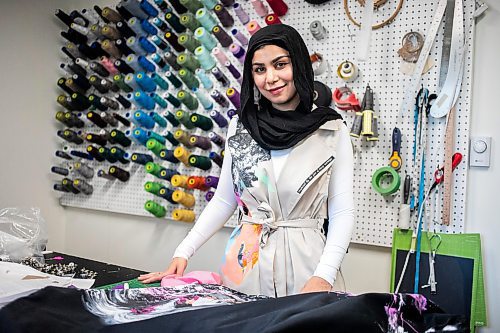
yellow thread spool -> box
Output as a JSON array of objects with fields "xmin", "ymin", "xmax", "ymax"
[
  {"xmin": 171, "ymin": 174, "xmax": 190, "ymax": 188},
  {"xmin": 172, "ymin": 190, "xmax": 195, "ymax": 208},
  {"xmin": 174, "ymin": 146, "xmax": 191, "ymax": 166},
  {"xmin": 172, "ymin": 209, "xmax": 196, "ymax": 222}
]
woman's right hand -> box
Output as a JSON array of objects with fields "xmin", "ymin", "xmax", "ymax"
[{"xmin": 137, "ymin": 257, "xmax": 188, "ymax": 284}]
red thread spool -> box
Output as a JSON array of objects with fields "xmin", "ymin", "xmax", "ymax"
[
  {"xmin": 187, "ymin": 176, "xmax": 210, "ymax": 191},
  {"xmin": 265, "ymin": 0, "xmax": 288, "ymax": 17},
  {"xmin": 265, "ymin": 13, "xmax": 281, "ymax": 25}
]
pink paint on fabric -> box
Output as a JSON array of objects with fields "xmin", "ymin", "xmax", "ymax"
[{"xmin": 161, "ymin": 271, "xmax": 222, "ymax": 287}]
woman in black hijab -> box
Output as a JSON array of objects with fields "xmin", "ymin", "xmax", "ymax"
[{"xmin": 140, "ymin": 24, "xmax": 355, "ymax": 297}]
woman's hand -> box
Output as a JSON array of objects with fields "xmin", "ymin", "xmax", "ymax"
[
  {"xmin": 300, "ymin": 276, "xmax": 332, "ymax": 294},
  {"xmin": 138, "ymin": 257, "xmax": 188, "ymax": 284}
]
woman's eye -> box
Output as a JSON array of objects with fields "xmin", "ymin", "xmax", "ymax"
[
  {"xmin": 253, "ymin": 67, "xmax": 265, "ymax": 73},
  {"xmin": 275, "ymin": 62, "xmax": 288, "ymax": 69}
]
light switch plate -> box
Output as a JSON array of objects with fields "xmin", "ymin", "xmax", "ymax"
[{"xmin": 469, "ymin": 136, "xmax": 492, "ymax": 167}]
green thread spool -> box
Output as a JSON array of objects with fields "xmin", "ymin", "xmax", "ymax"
[
  {"xmin": 146, "ymin": 138, "xmax": 166, "ymax": 156},
  {"xmin": 190, "ymin": 113, "xmax": 213, "ymax": 130},
  {"xmin": 164, "ymin": 111, "xmax": 180, "ymax": 126},
  {"xmin": 179, "ymin": 68, "xmax": 200, "ymax": 89},
  {"xmin": 179, "ymin": 0, "xmax": 203, "ymax": 13},
  {"xmin": 144, "ymin": 181, "xmax": 162, "ymax": 195},
  {"xmin": 55, "ymin": 111, "xmax": 66, "ymax": 125},
  {"xmin": 177, "ymin": 52, "xmax": 200, "ymax": 73},
  {"xmin": 165, "ymin": 93, "xmax": 181, "ymax": 107},
  {"xmin": 151, "ymin": 73, "xmax": 169, "ymax": 90},
  {"xmin": 195, "ymin": 8, "xmax": 217, "ymax": 31},
  {"xmin": 113, "ymin": 74, "xmax": 133, "ymax": 92},
  {"xmin": 165, "ymin": 71, "xmax": 183, "ymax": 88},
  {"xmin": 188, "ymin": 154, "xmax": 212, "ymax": 170},
  {"xmin": 175, "ymin": 110, "xmax": 196, "ymax": 129},
  {"xmin": 165, "ymin": 12, "xmax": 184, "ymax": 32},
  {"xmin": 178, "ymin": 32, "xmax": 201, "ymax": 53},
  {"xmin": 174, "ymin": 129, "xmax": 192, "ymax": 146},
  {"xmin": 194, "ymin": 27, "xmax": 217, "ymax": 51},
  {"xmin": 145, "ymin": 162, "xmax": 165, "ymax": 178},
  {"xmin": 165, "ymin": 131, "xmax": 180, "ymax": 146},
  {"xmin": 200, "ymin": 0, "xmax": 218, "ymax": 9},
  {"xmin": 151, "ymin": 93, "xmax": 168, "ymax": 108},
  {"xmin": 144, "ymin": 200, "xmax": 166, "ymax": 218},
  {"xmin": 180, "ymin": 13, "xmax": 201, "ymax": 32},
  {"xmin": 177, "ymin": 90, "xmax": 199, "ymax": 110},
  {"xmin": 148, "ymin": 131, "xmax": 166, "ymax": 144},
  {"xmin": 194, "ymin": 45, "xmax": 216, "ymax": 70},
  {"xmin": 110, "ymin": 129, "xmax": 132, "ymax": 147}
]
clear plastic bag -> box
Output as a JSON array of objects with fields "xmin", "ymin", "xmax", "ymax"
[{"xmin": 0, "ymin": 207, "xmax": 48, "ymax": 263}]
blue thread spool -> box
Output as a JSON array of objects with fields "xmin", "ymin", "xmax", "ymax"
[
  {"xmin": 208, "ymin": 131, "xmax": 225, "ymax": 146},
  {"xmin": 229, "ymin": 43, "xmax": 245, "ymax": 63},
  {"xmin": 140, "ymin": 0, "xmax": 160, "ymax": 17},
  {"xmin": 165, "ymin": 71, "xmax": 183, "ymax": 88},
  {"xmin": 133, "ymin": 110, "xmax": 156, "ymax": 129},
  {"xmin": 193, "ymin": 87, "xmax": 213, "ymax": 110},
  {"xmin": 71, "ymin": 149, "xmax": 94, "ymax": 160},
  {"xmin": 164, "ymin": 111, "xmax": 180, "ymax": 126},
  {"xmin": 227, "ymin": 108, "xmax": 237, "ymax": 118},
  {"xmin": 134, "ymin": 91, "xmax": 156, "ymax": 110},
  {"xmin": 129, "ymin": 127, "xmax": 149, "ymax": 145},
  {"xmin": 195, "ymin": 8, "xmax": 217, "ymax": 31},
  {"xmin": 149, "ymin": 111, "xmax": 167, "ymax": 127},
  {"xmin": 195, "ymin": 68, "xmax": 214, "ymax": 89},
  {"xmin": 154, "ymin": 0, "xmax": 171, "ymax": 12},
  {"xmin": 148, "ymin": 130, "xmax": 167, "ymax": 144},
  {"xmin": 195, "ymin": 46, "xmax": 216, "ymax": 71},
  {"xmin": 210, "ymin": 89, "xmax": 230, "ymax": 107},
  {"xmin": 150, "ymin": 92, "xmax": 168, "ymax": 107},
  {"xmin": 209, "ymin": 109, "xmax": 228, "ymax": 127},
  {"xmin": 165, "ymin": 92, "xmax": 181, "ymax": 107},
  {"xmin": 126, "ymin": 37, "xmax": 144, "ymax": 54},
  {"xmin": 194, "ymin": 27, "xmax": 217, "ymax": 51},
  {"xmin": 127, "ymin": 17, "xmax": 145, "ymax": 35},
  {"xmin": 159, "ymin": 149, "xmax": 179, "ymax": 163},
  {"xmin": 125, "ymin": 54, "xmax": 142, "ymax": 73},
  {"xmin": 140, "ymin": 19, "xmax": 158, "ymax": 35},
  {"xmin": 151, "ymin": 35, "xmax": 170, "ymax": 51},
  {"xmin": 152, "ymin": 17, "xmax": 170, "ymax": 31},
  {"xmin": 130, "ymin": 152, "xmax": 154, "ymax": 165},
  {"xmin": 201, "ymin": 0, "xmax": 218, "ymax": 9},
  {"xmin": 151, "ymin": 53, "xmax": 170, "ymax": 70},
  {"xmin": 138, "ymin": 55, "xmax": 156, "ymax": 72},
  {"xmin": 139, "ymin": 36, "xmax": 157, "ymax": 53},
  {"xmin": 151, "ymin": 73, "xmax": 169, "ymax": 89},
  {"xmin": 136, "ymin": 72, "xmax": 157, "ymax": 92},
  {"xmin": 165, "ymin": 12, "xmax": 185, "ymax": 33},
  {"xmin": 209, "ymin": 151, "xmax": 223, "ymax": 167},
  {"xmin": 159, "ymin": 187, "xmax": 176, "ymax": 204}
]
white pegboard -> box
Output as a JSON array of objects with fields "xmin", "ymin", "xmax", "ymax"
[{"xmin": 55, "ymin": 0, "xmax": 475, "ymax": 247}]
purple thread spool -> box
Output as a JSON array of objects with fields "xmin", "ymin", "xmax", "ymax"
[
  {"xmin": 209, "ymin": 110, "xmax": 229, "ymax": 128},
  {"xmin": 233, "ymin": 3, "xmax": 249, "ymax": 25},
  {"xmin": 211, "ymin": 67, "xmax": 230, "ymax": 87},
  {"xmin": 205, "ymin": 176, "xmax": 219, "ymax": 188},
  {"xmin": 209, "ymin": 151, "xmax": 223, "ymax": 167},
  {"xmin": 190, "ymin": 134, "xmax": 212, "ymax": 150},
  {"xmin": 214, "ymin": 5, "xmax": 234, "ymax": 28},
  {"xmin": 224, "ymin": 61, "xmax": 241, "ymax": 79},
  {"xmin": 220, "ymin": 0, "xmax": 235, "ymax": 7},
  {"xmin": 210, "ymin": 90, "xmax": 230, "ymax": 107},
  {"xmin": 205, "ymin": 190, "xmax": 215, "ymax": 201},
  {"xmin": 226, "ymin": 87, "xmax": 241, "ymax": 109},
  {"xmin": 209, "ymin": 131, "xmax": 226, "ymax": 146},
  {"xmin": 212, "ymin": 25, "xmax": 233, "ymax": 48},
  {"xmin": 231, "ymin": 28, "xmax": 248, "ymax": 46},
  {"xmin": 227, "ymin": 109, "xmax": 237, "ymax": 118},
  {"xmin": 229, "ymin": 43, "xmax": 245, "ymax": 63}
]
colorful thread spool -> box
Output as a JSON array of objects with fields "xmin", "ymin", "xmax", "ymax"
[
  {"xmin": 189, "ymin": 134, "xmax": 212, "ymax": 150},
  {"xmin": 178, "ymin": 32, "xmax": 201, "ymax": 52},
  {"xmin": 220, "ymin": 0, "xmax": 236, "ymax": 6},
  {"xmin": 114, "ymin": 94, "xmax": 132, "ymax": 109},
  {"xmin": 151, "ymin": 73, "xmax": 169, "ymax": 90},
  {"xmin": 159, "ymin": 187, "xmax": 176, "ymax": 204},
  {"xmin": 151, "ymin": 53, "xmax": 169, "ymax": 70},
  {"xmin": 174, "ymin": 129, "xmax": 193, "ymax": 146},
  {"xmin": 97, "ymin": 169, "xmax": 116, "ymax": 180},
  {"xmin": 136, "ymin": 72, "xmax": 157, "ymax": 92},
  {"xmin": 211, "ymin": 67, "xmax": 230, "ymax": 87},
  {"xmin": 74, "ymin": 162, "xmax": 94, "ymax": 179},
  {"xmin": 145, "ymin": 161, "xmax": 167, "ymax": 179},
  {"xmin": 180, "ymin": 13, "xmax": 201, "ymax": 32},
  {"xmin": 210, "ymin": 90, "xmax": 230, "ymax": 107},
  {"xmin": 212, "ymin": 26, "xmax": 233, "ymax": 48},
  {"xmin": 226, "ymin": 87, "xmax": 241, "ymax": 109},
  {"xmin": 102, "ymin": 110, "xmax": 119, "ymax": 126},
  {"xmin": 145, "ymin": 200, "xmax": 166, "ymax": 218},
  {"xmin": 172, "ymin": 190, "xmax": 196, "ymax": 207},
  {"xmin": 109, "ymin": 165, "xmax": 130, "ymax": 182},
  {"xmin": 180, "ymin": 0, "xmax": 203, "ymax": 14},
  {"xmin": 201, "ymin": 0, "xmax": 218, "ymax": 9},
  {"xmin": 177, "ymin": 90, "xmax": 199, "ymax": 110},
  {"xmin": 194, "ymin": 46, "xmax": 216, "ymax": 71},
  {"xmin": 124, "ymin": 73, "xmax": 140, "ymax": 90},
  {"xmin": 140, "ymin": 1, "xmax": 159, "ymax": 17},
  {"xmin": 179, "ymin": 68, "xmax": 200, "ymax": 89},
  {"xmin": 168, "ymin": 0, "xmax": 188, "ymax": 14},
  {"xmin": 150, "ymin": 93, "xmax": 168, "ymax": 107},
  {"xmin": 212, "ymin": 47, "xmax": 229, "ymax": 66},
  {"xmin": 159, "ymin": 149, "xmax": 179, "ymax": 163},
  {"xmin": 133, "ymin": 110, "xmax": 156, "ymax": 129},
  {"xmin": 148, "ymin": 130, "xmax": 167, "ymax": 144},
  {"xmin": 113, "ymin": 74, "xmax": 133, "ymax": 92},
  {"xmin": 171, "ymin": 174, "xmax": 190, "ymax": 188},
  {"xmin": 55, "ymin": 150, "xmax": 73, "ymax": 160},
  {"xmin": 214, "ymin": 5, "xmax": 234, "ymax": 27},
  {"xmin": 159, "ymin": 168, "xmax": 180, "ymax": 182},
  {"xmin": 134, "ymin": 91, "xmax": 156, "ymax": 110},
  {"xmin": 110, "ymin": 129, "xmax": 132, "ymax": 147},
  {"xmin": 147, "ymin": 138, "xmax": 167, "ymax": 156},
  {"xmin": 151, "ymin": 35, "xmax": 170, "ymax": 51},
  {"xmin": 205, "ymin": 175, "xmax": 219, "ymax": 188},
  {"xmin": 193, "ymin": 88, "xmax": 213, "ymax": 110},
  {"xmin": 188, "ymin": 154, "xmax": 212, "ymax": 170},
  {"xmin": 97, "ymin": 146, "xmax": 117, "ymax": 163},
  {"xmin": 162, "ymin": 112, "xmax": 179, "ymax": 127},
  {"xmin": 177, "ymin": 52, "xmax": 200, "ymax": 72},
  {"xmin": 194, "ymin": 27, "xmax": 217, "ymax": 51},
  {"xmin": 209, "ymin": 110, "xmax": 229, "ymax": 128},
  {"xmin": 150, "ymin": 111, "xmax": 168, "ymax": 127},
  {"xmin": 172, "ymin": 209, "xmax": 195, "ymax": 222},
  {"xmin": 129, "ymin": 127, "xmax": 149, "ymax": 145},
  {"xmin": 144, "ymin": 181, "xmax": 163, "ymax": 196},
  {"xmin": 229, "ymin": 43, "xmax": 246, "ymax": 63},
  {"xmin": 251, "ymin": 0, "xmax": 268, "ymax": 17},
  {"xmin": 102, "ymin": 39, "xmax": 121, "ymax": 58},
  {"xmin": 126, "ymin": 37, "xmax": 145, "ymax": 55},
  {"xmin": 58, "ymin": 129, "xmax": 83, "ymax": 144},
  {"xmin": 73, "ymin": 178, "xmax": 93, "ymax": 195},
  {"xmin": 195, "ymin": 8, "xmax": 217, "ymax": 31},
  {"xmin": 265, "ymin": 13, "xmax": 281, "ymax": 25},
  {"xmin": 86, "ymin": 111, "xmax": 107, "ymax": 128},
  {"xmin": 130, "ymin": 153, "xmax": 154, "ymax": 165},
  {"xmin": 187, "ymin": 176, "xmax": 210, "ymax": 190},
  {"xmin": 165, "ymin": 70, "xmax": 183, "ymax": 88},
  {"xmin": 208, "ymin": 131, "xmax": 226, "ymax": 146},
  {"xmin": 266, "ymin": 0, "xmax": 288, "ymax": 16},
  {"xmin": 173, "ymin": 146, "xmax": 191, "ymax": 166},
  {"xmin": 246, "ymin": 20, "xmax": 261, "ymax": 35},
  {"xmin": 209, "ymin": 151, "xmax": 223, "ymax": 167},
  {"xmin": 164, "ymin": 31, "xmax": 185, "ymax": 52},
  {"xmin": 110, "ymin": 146, "xmax": 129, "ymax": 164},
  {"xmin": 224, "ymin": 61, "xmax": 241, "ymax": 80},
  {"xmin": 140, "ymin": 19, "xmax": 159, "ymax": 36},
  {"xmin": 175, "ymin": 110, "xmax": 196, "ymax": 129},
  {"xmin": 190, "ymin": 113, "xmax": 214, "ymax": 130},
  {"xmin": 152, "ymin": 17, "xmax": 170, "ymax": 32},
  {"xmin": 205, "ymin": 191, "xmax": 214, "ymax": 201},
  {"xmin": 139, "ymin": 36, "xmax": 157, "ymax": 53},
  {"xmin": 138, "ymin": 55, "xmax": 156, "ymax": 72},
  {"xmin": 61, "ymin": 178, "xmax": 80, "ymax": 194},
  {"xmin": 195, "ymin": 68, "xmax": 214, "ymax": 89},
  {"xmin": 165, "ymin": 92, "xmax": 182, "ymax": 107},
  {"xmin": 233, "ymin": 3, "xmax": 250, "ymax": 24},
  {"xmin": 165, "ymin": 12, "xmax": 186, "ymax": 33}
]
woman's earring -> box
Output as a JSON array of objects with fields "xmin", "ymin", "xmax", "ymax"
[{"xmin": 253, "ymin": 87, "xmax": 261, "ymax": 105}]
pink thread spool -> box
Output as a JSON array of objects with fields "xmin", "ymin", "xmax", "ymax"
[
  {"xmin": 100, "ymin": 56, "xmax": 119, "ymax": 75},
  {"xmin": 212, "ymin": 47, "xmax": 229, "ymax": 66},
  {"xmin": 251, "ymin": 0, "xmax": 268, "ymax": 17},
  {"xmin": 246, "ymin": 20, "xmax": 261, "ymax": 36},
  {"xmin": 229, "ymin": 43, "xmax": 245, "ymax": 63}
]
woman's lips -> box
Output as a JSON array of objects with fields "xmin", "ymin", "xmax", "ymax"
[{"xmin": 267, "ymin": 85, "xmax": 286, "ymax": 95}]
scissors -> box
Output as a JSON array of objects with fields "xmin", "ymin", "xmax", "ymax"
[{"xmin": 433, "ymin": 153, "xmax": 463, "ymax": 187}]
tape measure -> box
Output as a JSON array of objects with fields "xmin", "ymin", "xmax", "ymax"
[{"xmin": 372, "ymin": 166, "xmax": 401, "ymax": 195}]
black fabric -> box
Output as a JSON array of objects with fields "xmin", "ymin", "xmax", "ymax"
[
  {"xmin": 0, "ymin": 286, "xmax": 468, "ymax": 333},
  {"xmin": 238, "ymin": 24, "xmax": 342, "ymax": 151}
]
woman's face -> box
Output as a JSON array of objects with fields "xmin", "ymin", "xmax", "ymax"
[{"xmin": 251, "ymin": 44, "xmax": 300, "ymax": 111}]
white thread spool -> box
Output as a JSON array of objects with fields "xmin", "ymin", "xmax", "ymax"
[{"xmin": 398, "ymin": 204, "xmax": 411, "ymax": 230}]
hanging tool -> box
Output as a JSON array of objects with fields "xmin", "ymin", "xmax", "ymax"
[
  {"xmin": 422, "ymin": 233, "xmax": 442, "ymax": 294},
  {"xmin": 350, "ymin": 84, "xmax": 378, "ymax": 141},
  {"xmin": 389, "ymin": 127, "xmax": 402, "ymax": 170}
]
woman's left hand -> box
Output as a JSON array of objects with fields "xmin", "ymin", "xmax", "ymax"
[{"xmin": 300, "ymin": 276, "xmax": 332, "ymax": 294}]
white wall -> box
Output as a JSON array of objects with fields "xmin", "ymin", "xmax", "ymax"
[{"xmin": 0, "ymin": 0, "xmax": 497, "ymax": 331}]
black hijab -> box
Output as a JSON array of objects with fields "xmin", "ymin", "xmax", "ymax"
[{"xmin": 238, "ymin": 24, "xmax": 342, "ymax": 150}]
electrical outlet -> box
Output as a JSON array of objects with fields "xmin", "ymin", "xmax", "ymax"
[{"xmin": 469, "ymin": 136, "xmax": 491, "ymax": 167}]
